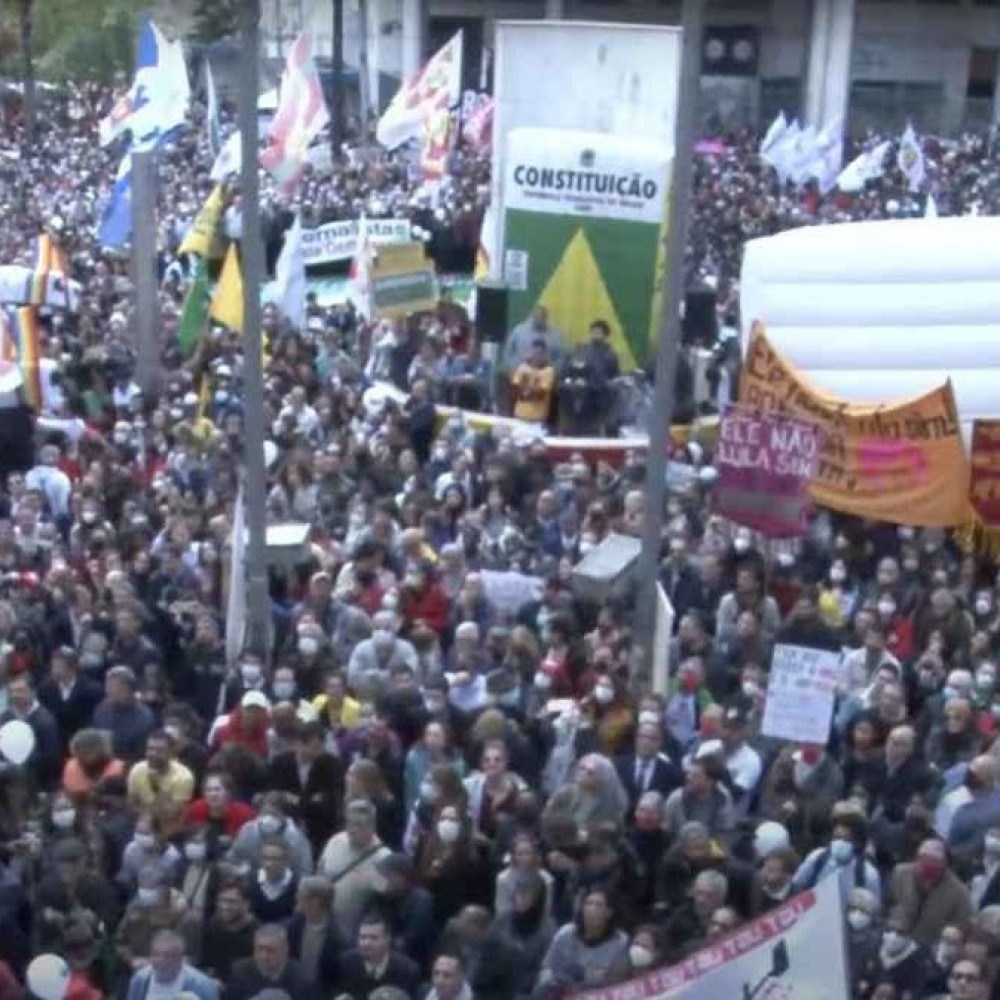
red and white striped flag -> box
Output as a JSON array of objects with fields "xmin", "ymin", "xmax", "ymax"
[{"xmin": 260, "ymin": 34, "xmax": 330, "ymax": 194}]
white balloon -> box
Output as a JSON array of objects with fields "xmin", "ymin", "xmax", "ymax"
[
  {"xmin": 0, "ymin": 719, "xmax": 35, "ymax": 765},
  {"xmin": 26, "ymin": 954, "xmax": 70, "ymax": 1000}
]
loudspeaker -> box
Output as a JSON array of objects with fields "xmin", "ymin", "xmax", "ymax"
[
  {"xmin": 682, "ymin": 288, "xmax": 718, "ymax": 346},
  {"xmin": 475, "ymin": 283, "xmax": 509, "ymax": 344}
]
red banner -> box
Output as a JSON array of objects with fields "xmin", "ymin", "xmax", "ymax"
[{"xmin": 970, "ymin": 420, "xmax": 1000, "ymax": 527}]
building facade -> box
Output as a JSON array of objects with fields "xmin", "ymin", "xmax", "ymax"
[{"xmin": 252, "ymin": 0, "xmax": 1000, "ymax": 136}]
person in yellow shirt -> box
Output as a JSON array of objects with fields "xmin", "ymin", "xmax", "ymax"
[
  {"xmin": 511, "ymin": 339, "xmax": 556, "ymax": 424},
  {"xmin": 312, "ymin": 670, "xmax": 363, "ymax": 736},
  {"xmin": 127, "ymin": 730, "xmax": 195, "ymax": 834}
]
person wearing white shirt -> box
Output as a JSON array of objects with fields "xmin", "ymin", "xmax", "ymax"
[
  {"xmin": 25, "ymin": 443, "xmax": 71, "ymax": 519},
  {"xmin": 125, "ymin": 929, "xmax": 219, "ymax": 1000}
]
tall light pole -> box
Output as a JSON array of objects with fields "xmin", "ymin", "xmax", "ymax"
[
  {"xmin": 238, "ymin": 0, "xmax": 271, "ymax": 657},
  {"xmin": 331, "ymin": 0, "xmax": 345, "ymax": 157},
  {"xmin": 633, "ymin": 0, "xmax": 704, "ymax": 687}
]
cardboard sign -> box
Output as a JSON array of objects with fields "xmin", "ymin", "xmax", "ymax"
[{"xmin": 761, "ymin": 643, "xmax": 842, "ymax": 745}]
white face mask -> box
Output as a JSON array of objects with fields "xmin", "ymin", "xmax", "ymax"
[
  {"xmin": 882, "ymin": 930, "xmax": 907, "ymax": 955},
  {"xmin": 259, "ymin": 814, "xmax": 282, "ymax": 835},
  {"xmin": 628, "ymin": 945, "xmax": 654, "ymax": 969},
  {"xmin": 273, "ymin": 681, "xmax": 297, "ymax": 701},
  {"xmin": 135, "ymin": 833, "xmax": 156, "ymax": 851},
  {"xmin": 877, "ymin": 599, "xmax": 896, "ymax": 619},
  {"xmin": 185, "ymin": 842, "xmax": 207, "ymax": 862},
  {"xmin": 741, "ymin": 680, "xmax": 761, "ymax": 699},
  {"xmin": 241, "ymin": 665, "xmax": 263, "ymax": 687},
  {"xmin": 830, "ymin": 565, "xmax": 846, "ymax": 584},
  {"xmin": 297, "ymin": 636, "xmax": 319, "ymax": 657},
  {"xmin": 594, "ymin": 684, "xmax": 614, "ymax": 705},
  {"xmin": 437, "ymin": 818, "xmax": 461, "ymax": 843},
  {"xmin": 52, "ymin": 808, "xmax": 76, "ymax": 830},
  {"xmin": 986, "ymin": 834, "xmax": 1000, "ymax": 856},
  {"xmin": 977, "ymin": 597, "xmax": 993, "ymax": 617},
  {"xmin": 533, "ymin": 672, "xmax": 552, "ymax": 691},
  {"xmin": 137, "ymin": 887, "xmax": 160, "ymax": 906},
  {"xmin": 847, "ymin": 910, "xmax": 871, "ymax": 931}
]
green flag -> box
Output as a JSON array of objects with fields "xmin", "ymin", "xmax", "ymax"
[{"xmin": 177, "ymin": 256, "xmax": 211, "ymax": 358}]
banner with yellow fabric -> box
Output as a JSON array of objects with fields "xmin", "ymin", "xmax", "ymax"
[{"xmin": 739, "ymin": 323, "xmax": 969, "ymax": 527}]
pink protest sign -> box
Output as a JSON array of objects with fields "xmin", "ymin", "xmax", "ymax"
[{"xmin": 714, "ymin": 406, "xmax": 820, "ymax": 538}]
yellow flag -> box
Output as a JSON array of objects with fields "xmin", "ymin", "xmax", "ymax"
[
  {"xmin": 210, "ymin": 243, "xmax": 244, "ymax": 332},
  {"xmin": 180, "ymin": 185, "xmax": 225, "ymax": 259}
]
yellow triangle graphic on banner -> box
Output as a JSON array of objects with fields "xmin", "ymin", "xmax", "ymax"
[{"xmin": 537, "ymin": 228, "xmax": 636, "ymax": 371}]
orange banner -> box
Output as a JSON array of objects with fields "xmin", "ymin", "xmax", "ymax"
[{"xmin": 739, "ymin": 324, "xmax": 969, "ymax": 527}]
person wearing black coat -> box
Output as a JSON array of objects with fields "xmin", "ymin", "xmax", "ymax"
[
  {"xmin": 268, "ymin": 722, "xmax": 345, "ymax": 855},
  {"xmin": 37, "ymin": 646, "xmax": 102, "ymax": 751},
  {"xmin": 247, "ymin": 841, "xmax": 299, "ymax": 924},
  {"xmin": 374, "ymin": 853, "xmax": 438, "ymax": 972},
  {"xmin": 225, "ymin": 924, "xmax": 318, "ymax": 1000},
  {"xmin": 437, "ymin": 906, "xmax": 523, "ymax": 1000},
  {"xmin": 1, "ymin": 673, "xmax": 63, "ymax": 789},
  {"xmin": 338, "ymin": 912, "xmax": 422, "ymax": 1000},
  {"xmin": 285, "ymin": 877, "xmax": 348, "ymax": 995},
  {"xmin": 614, "ymin": 722, "xmax": 684, "ymax": 814}
]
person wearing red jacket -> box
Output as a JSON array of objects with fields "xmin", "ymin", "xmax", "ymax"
[
  {"xmin": 184, "ymin": 772, "xmax": 256, "ymax": 839},
  {"xmin": 212, "ymin": 691, "xmax": 271, "ymax": 759},
  {"xmin": 400, "ymin": 561, "xmax": 451, "ymax": 636}
]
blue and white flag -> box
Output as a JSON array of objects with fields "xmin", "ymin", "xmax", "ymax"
[
  {"xmin": 99, "ymin": 16, "xmax": 189, "ymax": 148},
  {"xmin": 99, "ymin": 154, "xmax": 134, "ymax": 249}
]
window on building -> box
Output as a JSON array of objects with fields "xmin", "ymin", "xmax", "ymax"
[
  {"xmin": 849, "ymin": 81, "xmax": 943, "ymax": 135},
  {"xmin": 759, "ymin": 79, "xmax": 801, "ymax": 128}
]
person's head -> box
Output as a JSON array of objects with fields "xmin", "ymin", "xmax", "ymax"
[
  {"xmin": 296, "ymin": 721, "xmax": 327, "ymax": 763},
  {"xmin": 203, "ymin": 773, "xmax": 231, "ymax": 813},
  {"xmin": 634, "ymin": 791, "xmax": 664, "ymax": 832},
  {"xmin": 760, "ymin": 848, "xmax": 797, "ymax": 894},
  {"xmin": 949, "ymin": 958, "xmax": 988, "ymax": 1000},
  {"xmin": 529, "ymin": 338, "xmax": 548, "ymax": 368},
  {"xmin": 635, "ymin": 722, "xmax": 661, "ymax": 760},
  {"xmin": 916, "ymin": 838, "xmax": 949, "ymax": 885},
  {"xmin": 885, "ymin": 725, "xmax": 915, "ymax": 768},
  {"xmin": 149, "ymin": 930, "xmax": 185, "ymax": 984},
  {"xmin": 589, "ymin": 319, "xmax": 610, "ymax": 344},
  {"xmin": 6, "ymin": 673, "xmax": 34, "ymax": 714},
  {"xmin": 967, "ymin": 756, "xmax": 998, "ymax": 795},
  {"xmin": 260, "ymin": 838, "xmax": 290, "ymax": 882},
  {"xmin": 136, "ymin": 864, "xmax": 166, "ymax": 907},
  {"xmin": 253, "ymin": 924, "xmax": 289, "ymax": 980},
  {"xmin": 431, "ymin": 954, "xmax": 466, "ymax": 1000},
  {"xmin": 145, "ymin": 729, "xmax": 173, "ymax": 772},
  {"xmin": 345, "ymin": 798, "xmax": 377, "ymax": 849},
  {"xmin": 578, "ymin": 888, "xmax": 615, "ymax": 941},
  {"xmin": 216, "ymin": 882, "xmax": 250, "ymax": 926},
  {"xmin": 105, "ymin": 665, "xmax": 137, "ymax": 706},
  {"xmin": 357, "ymin": 912, "xmax": 392, "ymax": 963},
  {"xmin": 457, "ymin": 905, "xmax": 493, "ymax": 947},
  {"xmin": 678, "ymin": 820, "xmax": 711, "ymax": 863},
  {"xmin": 846, "ymin": 888, "xmax": 880, "ymax": 933},
  {"xmin": 685, "ymin": 759, "xmax": 717, "ymax": 798},
  {"xmin": 692, "ymin": 869, "xmax": 728, "ymax": 920},
  {"xmin": 877, "ymin": 680, "xmax": 906, "ymax": 724},
  {"xmin": 480, "ymin": 739, "xmax": 509, "ymax": 780},
  {"xmin": 530, "ymin": 306, "xmax": 548, "ymax": 331},
  {"xmin": 54, "ymin": 838, "xmax": 87, "ymax": 886},
  {"xmin": 945, "ymin": 698, "xmax": 973, "ymax": 734},
  {"xmin": 937, "ymin": 925, "xmax": 965, "ymax": 968},
  {"xmin": 376, "ymin": 852, "xmax": 415, "ymax": 897}
]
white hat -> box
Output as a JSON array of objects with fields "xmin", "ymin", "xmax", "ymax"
[
  {"xmin": 754, "ymin": 820, "xmax": 791, "ymax": 859},
  {"xmin": 694, "ymin": 738, "xmax": 725, "ymax": 761},
  {"xmin": 241, "ymin": 691, "xmax": 271, "ymax": 711}
]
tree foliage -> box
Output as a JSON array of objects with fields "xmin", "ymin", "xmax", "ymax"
[
  {"xmin": 192, "ymin": 0, "xmax": 239, "ymax": 43},
  {"xmin": 6, "ymin": 0, "xmax": 138, "ymax": 81}
]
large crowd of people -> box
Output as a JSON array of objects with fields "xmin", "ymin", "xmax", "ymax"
[{"xmin": 0, "ymin": 79, "xmax": 997, "ymax": 1000}]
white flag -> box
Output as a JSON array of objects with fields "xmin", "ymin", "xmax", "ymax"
[
  {"xmin": 348, "ymin": 220, "xmax": 374, "ymax": 319},
  {"xmin": 788, "ymin": 124, "xmax": 818, "ymax": 185},
  {"xmin": 211, "ymin": 131, "xmax": 242, "ymax": 181},
  {"xmin": 811, "ymin": 117, "xmax": 843, "ymax": 193},
  {"xmin": 377, "ymin": 32, "xmax": 463, "ymax": 150},
  {"xmin": 898, "ymin": 123, "xmax": 926, "ymax": 192},
  {"xmin": 759, "ymin": 111, "xmax": 788, "ymax": 160},
  {"xmin": 836, "ymin": 140, "xmax": 891, "ymax": 192},
  {"xmin": 925, "ymin": 193, "xmax": 939, "ymax": 218},
  {"xmin": 765, "ymin": 118, "xmax": 801, "ymax": 184},
  {"xmin": 225, "ymin": 485, "xmax": 246, "ymax": 665},
  {"xmin": 205, "ymin": 59, "xmax": 221, "ymax": 157},
  {"xmin": 273, "ymin": 215, "xmax": 306, "ymax": 329}
]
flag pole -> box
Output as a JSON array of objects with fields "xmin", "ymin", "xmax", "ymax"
[
  {"xmin": 131, "ymin": 149, "xmax": 161, "ymax": 394},
  {"xmin": 238, "ymin": 0, "xmax": 271, "ymax": 659},
  {"xmin": 632, "ymin": 0, "xmax": 704, "ymax": 688}
]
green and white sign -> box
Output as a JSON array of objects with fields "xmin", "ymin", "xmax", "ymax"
[{"xmin": 502, "ymin": 128, "xmax": 672, "ymax": 369}]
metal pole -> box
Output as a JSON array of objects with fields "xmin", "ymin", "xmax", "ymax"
[
  {"xmin": 19, "ymin": 0, "xmax": 35, "ymax": 144},
  {"xmin": 357, "ymin": 0, "xmax": 371, "ymax": 138},
  {"xmin": 331, "ymin": 0, "xmax": 345, "ymax": 156},
  {"xmin": 130, "ymin": 149, "xmax": 161, "ymax": 394},
  {"xmin": 238, "ymin": 0, "xmax": 271, "ymax": 658},
  {"xmin": 633, "ymin": 0, "xmax": 704, "ymax": 687}
]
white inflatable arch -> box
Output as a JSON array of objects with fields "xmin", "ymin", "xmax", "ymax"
[{"xmin": 739, "ymin": 216, "xmax": 1000, "ymax": 439}]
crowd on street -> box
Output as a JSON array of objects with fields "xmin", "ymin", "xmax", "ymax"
[{"xmin": 0, "ymin": 80, "xmax": 996, "ymax": 1000}]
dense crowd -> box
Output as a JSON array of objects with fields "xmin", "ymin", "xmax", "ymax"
[{"xmin": 0, "ymin": 79, "xmax": 996, "ymax": 1000}]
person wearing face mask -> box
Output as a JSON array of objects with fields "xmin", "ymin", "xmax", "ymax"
[
  {"xmin": 886, "ymin": 839, "xmax": 972, "ymax": 948},
  {"xmin": 347, "ymin": 611, "xmax": 419, "ymax": 700},
  {"xmin": 416, "ymin": 803, "xmax": 490, "ymax": 931},
  {"xmin": 859, "ymin": 910, "xmax": 930, "ymax": 999},
  {"xmin": 664, "ymin": 659, "xmax": 712, "ymax": 751},
  {"xmin": 177, "ymin": 829, "xmax": 215, "ymax": 934},
  {"xmin": 233, "ymin": 792, "xmax": 315, "ymax": 878},
  {"xmin": 114, "ymin": 866, "xmax": 188, "ymax": 976},
  {"xmin": 582, "ymin": 673, "xmax": 635, "ymax": 757},
  {"xmin": 118, "ymin": 813, "xmax": 184, "ymax": 891},
  {"xmin": 971, "ymin": 828, "xmax": 1000, "ymax": 909},
  {"xmin": 794, "ymin": 812, "xmax": 882, "ymax": 902},
  {"xmin": 926, "ymin": 925, "xmax": 968, "ymax": 996},
  {"xmin": 845, "ymin": 888, "xmax": 882, "ymax": 995}
]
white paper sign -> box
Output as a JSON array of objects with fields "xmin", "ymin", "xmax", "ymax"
[{"xmin": 761, "ymin": 643, "xmax": 842, "ymax": 745}]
